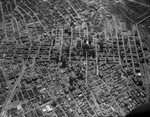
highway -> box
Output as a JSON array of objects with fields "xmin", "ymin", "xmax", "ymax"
[{"xmin": 0, "ymin": 62, "xmax": 26, "ymax": 117}]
